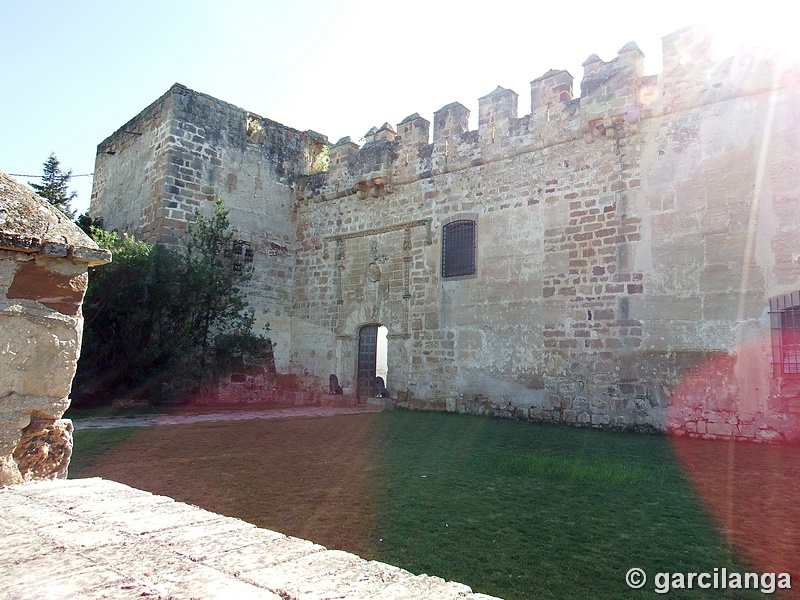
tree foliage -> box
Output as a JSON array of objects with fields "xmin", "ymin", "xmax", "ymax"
[
  {"xmin": 29, "ymin": 153, "xmax": 77, "ymax": 218},
  {"xmin": 74, "ymin": 199, "xmax": 269, "ymax": 406},
  {"xmin": 183, "ymin": 198, "xmax": 257, "ymax": 379},
  {"xmin": 75, "ymin": 213, "xmax": 100, "ymax": 237},
  {"xmin": 76, "ymin": 229, "xmax": 186, "ymax": 402}
]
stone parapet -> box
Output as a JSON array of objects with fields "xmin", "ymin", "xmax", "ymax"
[
  {"xmin": 0, "ymin": 173, "xmax": 111, "ymax": 266},
  {"xmin": 0, "ymin": 478, "xmax": 500, "ymax": 599},
  {"xmin": 0, "ymin": 171, "xmax": 111, "ymax": 486}
]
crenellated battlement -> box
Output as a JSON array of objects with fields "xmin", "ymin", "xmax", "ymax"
[{"xmin": 298, "ymin": 25, "xmax": 795, "ymax": 202}]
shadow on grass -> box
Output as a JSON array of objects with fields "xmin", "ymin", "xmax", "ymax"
[{"xmin": 71, "ymin": 410, "xmax": 798, "ymax": 599}]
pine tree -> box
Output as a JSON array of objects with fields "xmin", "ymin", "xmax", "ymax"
[{"xmin": 29, "ymin": 153, "xmax": 77, "ymax": 218}]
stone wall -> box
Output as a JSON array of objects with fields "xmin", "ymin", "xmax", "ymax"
[
  {"xmin": 292, "ymin": 26, "xmax": 800, "ymax": 441},
  {"xmin": 0, "ymin": 172, "xmax": 110, "ymax": 485},
  {"xmin": 91, "ymin": 26, "xmax": 800, "ymax": 441}
]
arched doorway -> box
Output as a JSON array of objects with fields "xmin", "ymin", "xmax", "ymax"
[{"xmin": 357, "ymin": 324, "xmax": 388, "ymax": 401}]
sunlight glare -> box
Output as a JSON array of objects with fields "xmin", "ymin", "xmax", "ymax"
[{"xmin": 708, "ymin": 16, "xmax": 800, "ymax": 66}]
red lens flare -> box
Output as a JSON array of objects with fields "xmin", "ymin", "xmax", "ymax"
[{"xmin": 667, "ymin": 333, "xmax": 800, "ymax": 596}]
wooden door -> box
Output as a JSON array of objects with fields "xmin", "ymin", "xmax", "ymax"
[{"xmin": 357, "ymin": 325, "xmax": 378, "ymax": 400}]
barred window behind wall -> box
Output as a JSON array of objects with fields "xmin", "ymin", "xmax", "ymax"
[
  {"xmin": 769, "ymin": 291, "xmax": 800, "ymax": 375},
  {"xmin": 442, "ymin": 220, "xmax": 476, "ymax": 278}
]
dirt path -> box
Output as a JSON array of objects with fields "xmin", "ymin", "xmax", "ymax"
[
  {"xmin": 72, "ymin": 404, "xmax": 380, "ymax": 430},
  {"xmin": 74, "ymin": 410, "xmax": 388, "ymax": 558}
]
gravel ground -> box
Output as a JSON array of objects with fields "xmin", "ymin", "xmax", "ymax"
[{"xmin": 72, "ymin": 404, "xmax": 380, "ymax": 430}]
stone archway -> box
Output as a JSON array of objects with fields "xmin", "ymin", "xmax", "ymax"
[{"xmin": 339, "ymin": 304, "xmax": 404, "ymax": 400}]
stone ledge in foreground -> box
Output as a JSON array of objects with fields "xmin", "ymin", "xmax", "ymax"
[{"xmin": 0, "ymin": 477, "xmax": 501, "ymax": 600}]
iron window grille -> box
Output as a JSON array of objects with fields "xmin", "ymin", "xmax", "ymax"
[
  {"xmin": 442, "ymin": 220, "xmax": 476, "ymax": 278},
  {"xmin": 769, "ymin": 291, "xmax": 800, "ymax": 376},
  {"xmin": 229, "ymin": 240, "xmax": 254, "ymax": 272}
]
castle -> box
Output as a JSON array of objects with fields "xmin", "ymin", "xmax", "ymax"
[{"xmin": 89, "ymin": 26, "xmax": 800, "ymax": 442}]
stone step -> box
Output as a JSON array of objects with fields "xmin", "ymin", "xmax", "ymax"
[
  {"xmin": 319, "ymin": 393, "xmax": 359, "ymax": 408},
  {"xmin": 366, "ymin": 397, "xmax": 397, "ymax": 411}
]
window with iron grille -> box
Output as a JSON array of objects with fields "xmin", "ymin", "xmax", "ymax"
[
  {"xmin": 229, "ymin": 240, "xmax": 253, "ymax": 273},
  {"xmin": 769, "ymin": 291, "xmax": 800, "ymax": 376},
  {"xmin": 442, "ymin": 220, "xmax": 476, "ymax": 278}
]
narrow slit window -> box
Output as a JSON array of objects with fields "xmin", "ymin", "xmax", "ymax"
[{"xmin": 442, "ymin": 220, "xmax": 476, "ymax": 278}]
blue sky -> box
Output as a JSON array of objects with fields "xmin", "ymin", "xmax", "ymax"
[{"xmin": 1, "ymin": 1, "xmax": 790, "ymax": 215}]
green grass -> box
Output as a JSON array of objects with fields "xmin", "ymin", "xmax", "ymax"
[
  {"xmin": 70, "ymin": 410, "xmax": 778, "ymax": 599},
  {"xmin": 68, "ymin": 426, "xmax": 139, "ymax": 474},
  {"xmin": 369, "ymin": 412, "xmax": 767, "ymax": 599}
]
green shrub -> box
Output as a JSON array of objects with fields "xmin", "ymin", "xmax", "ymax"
[{"xmin": 73, "ymin": 199, "xmax": 269, "ymax": 406}]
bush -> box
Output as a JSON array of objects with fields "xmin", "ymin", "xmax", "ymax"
[{"xmin": 73, "ymin": 199, "xmax": 269, "ymax": 406}]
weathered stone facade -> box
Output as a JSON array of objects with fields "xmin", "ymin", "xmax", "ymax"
[
  {"xmin": 90, "ymin": 26, "xmax": 800, "ymax": 441},
  {"xmin": 92, "ymin": 85, "xmax": 327, "ymax": 368},
  {"xmin": 0, "ymin": 171, "xmax": 111, "ymax": 485}
]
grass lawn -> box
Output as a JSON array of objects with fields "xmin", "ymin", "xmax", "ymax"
[{"xmin": 70, "ymin": 410, "xmax": 799, "ymax": 599}]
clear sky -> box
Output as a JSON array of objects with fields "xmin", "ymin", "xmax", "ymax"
[{"xmin": 1, "ymin": 0, "xmax": 793, "ymax": 216}]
